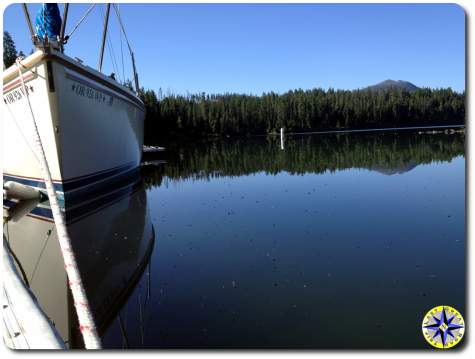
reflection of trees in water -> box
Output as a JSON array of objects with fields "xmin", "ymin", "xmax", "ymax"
[{"xmin": 142, "ymin": 131, "xmax": 465, "ymax": 187}]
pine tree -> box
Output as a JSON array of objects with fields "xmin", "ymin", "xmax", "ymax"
[
  {"xmin": 139, "ymin": 84, "xmax": 464, "ymax": 143},
  {"xmin": 3, "ymin": 31, "xmax": 17, "ymax": 68}
]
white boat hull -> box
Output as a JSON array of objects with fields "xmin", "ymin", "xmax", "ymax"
[{"xmin": 3, "ymin": 49, "xmax": 145, "ymax": 212}]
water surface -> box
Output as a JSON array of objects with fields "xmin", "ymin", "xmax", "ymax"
[{"xmin": 103, "ymin": 130, "xmax": 465, "ymax": 349}]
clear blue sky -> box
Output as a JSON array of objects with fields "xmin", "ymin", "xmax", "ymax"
[{"xmin": 3, "ymin": 3, "xmax": 465, "ymax": 94}]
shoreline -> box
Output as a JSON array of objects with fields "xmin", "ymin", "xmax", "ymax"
[
  {"xmin": 145, "ymin": 124, "xmax": 465, "ymax": 146},
  {"xmin": 273, "ymin": 124, "xmax": 465, "ymax": 137}
]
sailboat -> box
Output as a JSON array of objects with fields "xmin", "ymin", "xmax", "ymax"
[
  {"xmin": 3, "ymin": 4, "xmax": 152, "ymax": 349},
  {"xmin": 3, "ymin": 3, "xmax": 145, "ymax": 218}
]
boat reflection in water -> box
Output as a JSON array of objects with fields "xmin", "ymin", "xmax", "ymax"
[{"xmin": 3, "ymin": 173, "xmax": 155, "ymax": 348}]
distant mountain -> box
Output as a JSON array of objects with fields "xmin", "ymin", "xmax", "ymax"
[
  {"xmin": 365, "ymin": 79, "xmax": 420, "ymax": 93},
  {"xmin": 369, "ymin": 161, "xmax": 419, "ymax": 176}
]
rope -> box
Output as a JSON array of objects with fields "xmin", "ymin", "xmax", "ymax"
[
  {"xmin": 64, "ymin": 3, "xmax": 96, "ymax": 41},
  {"xmin": 15, "ymin": 59, "xmax": 102, "ymax": 349}
]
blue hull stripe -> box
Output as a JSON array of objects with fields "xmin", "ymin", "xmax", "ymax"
[
  {"xmin": 61, "ymin": 161, "xmax": 136, "ymax": 191},
  {"xmin": 4, "ymin": 199, "xmax": 54, "ymax": 222},
  {"xmin": 3, "ymin": 161, "xmax": 136, "ymax": 193},
  {"xmin": 64, "ymin": 166, "xmax": 139, "ymax": 205},
  {"xmin": 3, "ymin": 162, "xmax": 141, "ymax": 223},
  {"xmin": 4, "ymin": 179, "xmax": 140, "ymax": 223},
  {"xmin": 3, "ymin": 175, "xmax": 63, "ymax": 192}
]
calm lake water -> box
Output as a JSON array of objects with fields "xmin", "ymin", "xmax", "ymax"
[{"xmin": 102, "ymin": 130, "xmax": 465, "ymax": 349}]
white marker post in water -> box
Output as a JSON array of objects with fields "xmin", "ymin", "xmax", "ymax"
[{"xmin": 280, "ymin": 128, "xmax": 285, "ymax": 150}]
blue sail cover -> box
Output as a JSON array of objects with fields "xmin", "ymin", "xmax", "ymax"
[{"xmin": 35, "ymin": 4, "xmax": 62, "ymax": 39}]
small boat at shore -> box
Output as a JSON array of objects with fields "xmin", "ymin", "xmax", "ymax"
[{"xmin": 3, "ymin": 4, "xmax": 145, "ymax": 213}]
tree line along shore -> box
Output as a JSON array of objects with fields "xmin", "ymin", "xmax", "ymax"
[{"xmin": 139, "ymin": 87, "xmax": 465, "ymax": 144}]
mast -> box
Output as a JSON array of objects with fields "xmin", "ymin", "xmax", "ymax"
[
  {"xmin": 98, "ymin": 3, "xmax": 111, "ymax": 72},
  {"xmin": 59, "ymin": 3, "xmax": 69, "ymax": 49},
  {"xmin": 131, "ymin": 52, "xmax": 140, "ymax": 94}
]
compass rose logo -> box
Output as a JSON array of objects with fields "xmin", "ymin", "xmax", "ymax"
[{"xmin": 422, "ymin": 305, "xmax": 465, "ymax": 349}]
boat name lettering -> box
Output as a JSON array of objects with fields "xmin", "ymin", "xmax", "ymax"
[
  {"xmin": 71, "ymin": 82, "xmax": 113, "ymax": 106},
  {"xmin": 3, "ymin": 85, "xmax": 34, "ymax": 104}
]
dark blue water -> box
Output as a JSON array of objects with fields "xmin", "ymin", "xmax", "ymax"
[{"xmin": 102, "ymin": 130, "xmax": 465, "ymax": 349}]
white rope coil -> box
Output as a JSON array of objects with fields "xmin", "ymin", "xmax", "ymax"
[{"xmin": 15, "ymin": 58, "xmax": 101, "ymax": 349}]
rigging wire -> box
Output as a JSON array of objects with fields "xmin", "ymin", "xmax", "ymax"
[
  {"xmin": 3, "ymin": 221, "xmax": 30, "ymax": 288},
  {"xmin": 99, "ymin": 4, "xmax": 120, "ymax": 80},
  {"xmin": 29, "ymin": 225, "xmax": 55, "ymax": 285},
  {"xmin": 112, "ymin": 4, "xmax": 140, "ymax": 92},
  {"xmin": 117, "ymin": 312, "xmax": 130, "ymax": 349},
  {"xmin": 64, "ymin": 3, "xmax": 96, "ymax": 41},
  {"xmin": 118, "ymin": 4, "xmax": 126, "ymax": 84},
  {"xmin": 106, "ymin": 26, "xmax": 120, "ymax": 81},
  {"xmin": 112, "ymin": 4, "xmax": 134, "ymax": 56}
]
